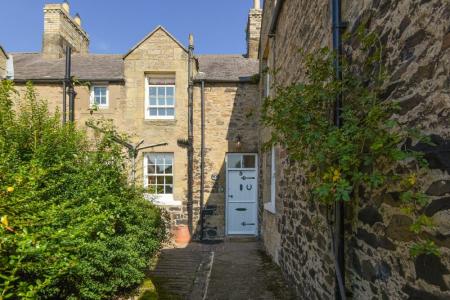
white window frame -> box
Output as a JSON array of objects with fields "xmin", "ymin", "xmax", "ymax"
[
  {"xmin": 143, "ymin": 153, "xmax": 180, "ymax": 205},
  {"xmin": 264, "ymin": 145, "xmax": 276, "ymax": 213},
  {"xmin": 145, "ymin": 78, "xmax": 176, "ymax": 120},
  {"xmin": 90, "ymin": 85, "xmax": 109, "ymax": 108},
  {"xmin": 265, "ymin": 72, "xmax": 271, "ymax": 97}
]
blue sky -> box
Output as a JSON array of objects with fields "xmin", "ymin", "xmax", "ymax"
[{"xmin": 0, "ymin": 0, "xmax": 256, "ymax": 54}]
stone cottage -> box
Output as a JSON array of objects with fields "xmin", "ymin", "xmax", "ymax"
[
  {"xmin": 4, "ymin": 1, "xmax": 261, "ymax": 241},
  {"xmin": 2, "ymin": 0, "xmax": 450, "ymax": 299}
]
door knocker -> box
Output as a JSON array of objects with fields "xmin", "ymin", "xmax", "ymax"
[{"xmin": 246, "ymin": 184, "xmax": 252, "ymax": 190}]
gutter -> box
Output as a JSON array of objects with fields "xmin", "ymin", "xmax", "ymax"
[
  {"xmin": 193, "ymin": 78, "xmax": 257, "ymax": 84},
  {"xmin": 13, "ymin": 78, "xmax": 125, "ymax": 84}
]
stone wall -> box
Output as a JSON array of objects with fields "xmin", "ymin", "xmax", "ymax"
[
  {"xmin": 192, "ymin": 82, "xmax": 259, "ymax": 239},
  {"xmin": 259, "ymin": 0, "xmax": 450, "ymax": 299},
  {"xmin": 43, "ymin": 3, "xmax": 89, "ymax": 58}
]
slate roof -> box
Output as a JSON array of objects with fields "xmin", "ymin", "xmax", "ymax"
[
  {"xmin": 11, "ymin": 53, "xmax": 259, "ymax": 84},
  {"xmin": 11, "ymin": 53, "xmax": 124, "ymax": 82},
  {"xmin": 195, "ymin": 55, "xmax": 259, "ymax": 83}
]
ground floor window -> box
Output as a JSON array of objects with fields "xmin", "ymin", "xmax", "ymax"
[{"xmin": 144, "ymin": 153, "xmax": 173, "ymax": 196}]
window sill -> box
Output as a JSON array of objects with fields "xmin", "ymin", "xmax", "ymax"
[
  {"xmin": 144, "ymin": 193, "xmax": 181, "ymax": 206},
  {"xmin": 264, "ymin": 202, "xmax": 276, "ymax": 214},
  {"xmin": 143, "ymin": 119, "xmax": 177, "ymax": 125}
]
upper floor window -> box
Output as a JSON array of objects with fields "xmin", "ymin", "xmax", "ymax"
[
  {"xmin": 91, "ymin": 86, "xmax": 109, "ymax": 108},
  {"xmin": 145, "ymin": 76, "xmax": 175, "ymax": 120}
]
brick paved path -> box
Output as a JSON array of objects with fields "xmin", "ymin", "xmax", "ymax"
[{"xmin": 147, "ymin": 238, "xmax": 295, "ymax": 300}]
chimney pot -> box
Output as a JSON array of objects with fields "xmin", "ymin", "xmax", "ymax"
[
  {"xmin": 73, "ymin": 13, "xmax": 81, "ymax": 26},
  {"xmin": 253, "ymin": 0, "xmax": 260, "ymax": 10},
  {"xmin": 189, "ymin": 34, "xmax": 194, "ymax": 48},
  {"xmin": 62, "ymin": 0, "xmax": 70, "ymax": 14}
]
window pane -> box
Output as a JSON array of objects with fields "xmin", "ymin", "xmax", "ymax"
[
  {"xmin": 158, "ymin": 108, "xmax": 166, "ymax": 116},
  {"xmin": 157, "ymin": 185, "xmax": 164, "ymax": 194},
  {"xmin": 148, "ymin": 185, "xmax": 157, "ymax": 194},
  {"xmin": 148, "ymin": 165, "xmax": 155, "ymax": 174},
  {"xmin": 165, "ymin": 176, "xmax": 173, "ymax": 184},
  {"xmin": 157, "ymin": 87, "xmax": 165, "ymax": 97},
  {"xmin": 148, "ymin": 176, "xmax": 156, "ymax": 185},
  {"xmin": 166, "ymin": 108, "xmax": 174, "ymax": 116},
  {"xmin": 148, "ymin": 156, "xmax": 155, "ymax": 165},
  {"xmin": 243, "ymin": 155, "xmax": 256, "ymax": 168},
  {"xmin": 165, "ymin": 165, "xmax": 172, "ymax": 174},
  {"xmin": 158, "ymin": 97, "xmax": 165, "ymax": 105},
  {"xmin": 149, "ymin": 87, "xmax": 157, "ymax": 96},
  {"xmin": 150, "ymin": 97, "xmax": 157, "ymax": 105},
  {"xmin": 228, "ymin": 155, "xmax": 241, "ymax": 168},
  {"xmin": 156, "ymin": 157, "xmax": 164, "ymax": 165},
  {"xmin": 156, "ymin": 165, "xmax": 164, "ymax": 174},
  {"xmin": 149, "ymin": 108, "xmax": 157, "ymax": 116},
  {"xmin": 165, "ymin": 185, "xmax": 173, "ymax": 194},
  {"xmin": 156, "ymin": 176, "xmax": 164, "ymax": 184},
  {"xmin": 164, "ymin": 156, "xmax": 172, "ymax": 165},
  {"xmin": 166, "ymin": 87, "xmax": 174, "ymax": 96},
  {"xmin": 166, "ymin": 97, "xmax": 174, "ymax": 106}
]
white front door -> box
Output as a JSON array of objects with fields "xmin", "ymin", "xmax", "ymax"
[{"xmin": 226, "ymin": 153, "xmax": 258, "ymax": 235}]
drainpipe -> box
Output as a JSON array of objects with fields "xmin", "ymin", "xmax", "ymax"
[
  {"xmin": 331, "ymin": 0, "xmax": 346, "ymax": 299},
  {"xmin": 187, "ymin": 34, "xmax": 194, "ymax": 235},
  {"xmin": 65, "ymin": 46, "xmax": 76, "ymax": 123},
  {"xmin": 269, "ymin": 0, "xmax": 285, "ymax": 35},
  {"xmin": 63, "ymin": 46, "xmax": 71, "ymax": 124},
  {"xmin": 200, "ymin": 80, "xmax": 205, "ymax": 240}
]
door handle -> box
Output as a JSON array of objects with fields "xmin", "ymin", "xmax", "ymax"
[
  {"xmin": 229, "ymin": 195, "xmax": 233, "ymax": 198},
  {"xmin": 241, "ymin": 222, "xmax": 255, "ymax": 226},
  {"xmin": 240, "ymin": 184, "xmax": 243, "ymax": 191}
]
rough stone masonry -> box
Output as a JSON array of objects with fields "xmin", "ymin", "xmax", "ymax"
[{"xmin": 258, "ymin": 0, "xmax": 450, "ymax": 299}]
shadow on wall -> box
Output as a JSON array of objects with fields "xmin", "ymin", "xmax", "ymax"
[{"xmin": 193, "ymin": 81, "xmax": 260, "ymax": 241}]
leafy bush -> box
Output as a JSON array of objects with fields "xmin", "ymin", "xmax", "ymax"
[{"xmin": 0, "ymin": 81, "xmax": 166, "ymax": 299}]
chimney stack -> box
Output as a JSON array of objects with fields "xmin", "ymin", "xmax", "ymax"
[
  {"xmin": 42, "ymin": 2, "xmax": 89, "ymax": 58},
  {"xmin": 246, "ymin": 0, "xmax": 262, "ymax": 59}
]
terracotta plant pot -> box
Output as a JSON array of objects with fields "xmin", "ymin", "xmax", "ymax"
[{"xmin": 173, "ymin": 225, "xmax": 191, "ymax": 245}]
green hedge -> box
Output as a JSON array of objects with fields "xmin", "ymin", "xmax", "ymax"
[{"xmin": 0, "ymin": 81, "xmax": 166, "ymax": 299}]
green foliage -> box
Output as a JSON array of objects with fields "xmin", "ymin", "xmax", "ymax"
[
  {"xmin": 0, "ymin": 81, "xmax": 166, "ymax": 299},
  {"xmin": 261, "ymin": 31, "xmax": 437, "ymax": 256},
  {"xmin": 410, "ymin": 240, "xmax": 440, "ymax": 258}
]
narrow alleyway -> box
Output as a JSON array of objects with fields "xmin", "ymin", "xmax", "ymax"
[{"xmin": 146, "ymin": 238, "xmax": 296, "ymax": 300}]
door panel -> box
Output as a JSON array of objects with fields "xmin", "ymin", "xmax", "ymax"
[
  {"xmin": 226, "ymin": 155, "xmax": 258, "ymax": 235},
  {"xmin": 228, "ymin": 202, "xmax": 257, "ymax": 234},
  {"xmin": 228, "ymin": 170, "xmax": 257, "ymax": 203}
]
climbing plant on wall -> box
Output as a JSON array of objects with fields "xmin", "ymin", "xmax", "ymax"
[{"xmin": 261, "ymin": 28, "xmax": 439, "ymax": 257}]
